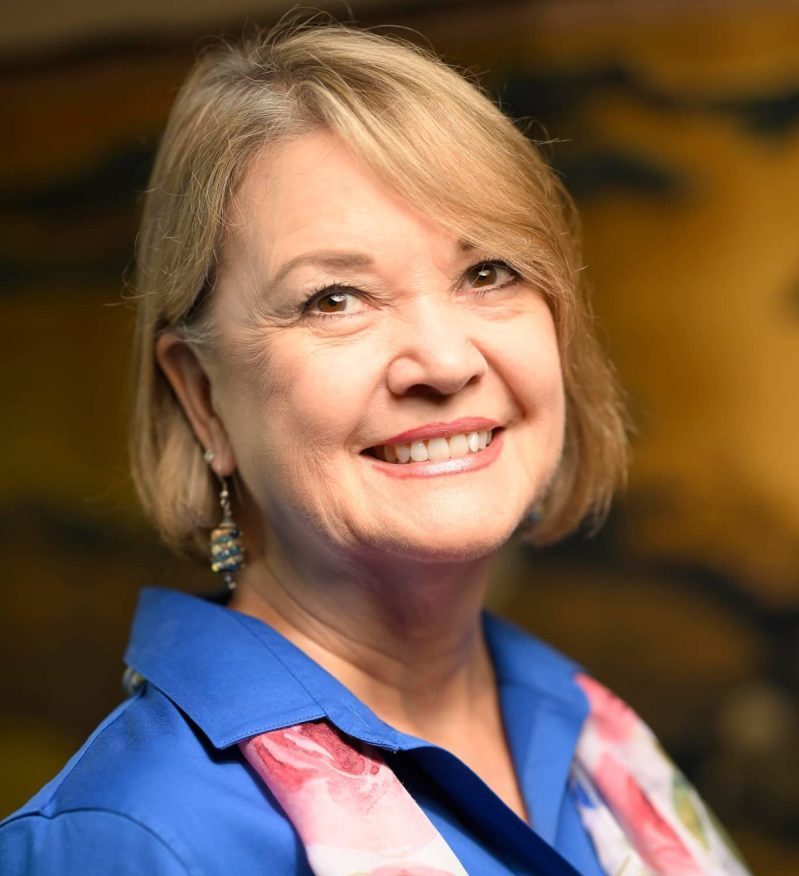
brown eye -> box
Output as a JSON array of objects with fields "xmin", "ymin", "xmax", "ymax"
[
  {"xmin": 468, "ymin": 263, "xmax": 499, "ymax": 288},
  {"xmin": 464, "ymin": 260, "xmax": 518, "ymax": 293},
  {"xmin": 301, "ymin": 286, "xmax": 367, "ymax": 319},
  {"xmin": 316, "ymin": 292, "xmax": 350, "ymax": 313}
]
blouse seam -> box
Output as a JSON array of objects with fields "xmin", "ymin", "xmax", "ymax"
[
  {"xmin": 2, "ymin": 807, "xmax": 198, "ymax": 876},
  {"xmin": 31, "ymin": 692, "xmax": 145, "ymax": 815},
  {"xmin": 228, "ymin": 612, "xmax": 329, "ymax": 715}
]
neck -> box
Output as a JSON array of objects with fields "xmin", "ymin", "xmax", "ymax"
[{"xmin": 229, "ymin": 538, "xmax": 499, "ymax": 741}]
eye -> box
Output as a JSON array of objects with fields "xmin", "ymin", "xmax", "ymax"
[
  {"xmin": 464, "ymin": 260, "xmax": 520, "ymax": 293},
  {"xmin": 315, "ymin": 291, "xmax": 350, "ymax": 313},
  {"xmin": 301, "ymin": 285, "xmax": 365, "ymax": 319}
]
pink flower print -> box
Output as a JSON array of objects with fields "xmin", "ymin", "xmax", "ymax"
[
  {"xmin": 594, "ymin": 751, "xmax": 703, "ymax": 876},
  {"xmin": 576, "ymin": 672, "xmax": 638, "ymax": 745},
  {"xmin": 242, "ymin": 722, "xmax": 439, "ymax": 852},
  {"xmin": 251, "ymin": 722, "xmax": 384, "ymax": 800}
]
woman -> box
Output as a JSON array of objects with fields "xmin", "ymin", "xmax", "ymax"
[{"xmin": 0, "ymin": 22, "xmax": 751, "ymax": 876}]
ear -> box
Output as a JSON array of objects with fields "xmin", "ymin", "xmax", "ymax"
[{"xmin": 155, "ymin": 333, "xmax": 236, "ymax": 477}]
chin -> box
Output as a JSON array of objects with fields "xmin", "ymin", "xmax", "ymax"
[{"xmin": 362, "ymin": 522, "xmax": 514, "ymax": 565}]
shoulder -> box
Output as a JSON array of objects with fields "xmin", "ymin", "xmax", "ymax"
[
  {"xmin": 0, "ymin": 808, "xmax": 193, "ymax": 876},
  {"xmin": 0, "ymin": 689, "xmax": 200, "ymax": 874},
  {"xmin": 0, "ymin": 685, "xmax": 305, "ymax": 876}
]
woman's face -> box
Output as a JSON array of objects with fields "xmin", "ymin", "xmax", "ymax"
[{"xmin": 206, "ymin": 130, "xmax": 565, "ymax": 564}]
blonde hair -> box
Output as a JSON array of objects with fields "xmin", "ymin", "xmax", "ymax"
[{"xmin": 130, "ymin": 19, "xmax": 629, "ymax": 560}]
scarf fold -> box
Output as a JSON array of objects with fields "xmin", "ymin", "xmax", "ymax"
[{"xmin": 240, "ymin": 673, "xmax": 751, "ymax": 876}]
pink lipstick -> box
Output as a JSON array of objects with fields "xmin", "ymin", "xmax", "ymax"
[{"xmin": 374, "ymin": 417, "xmax": 499, "ymax": 447}]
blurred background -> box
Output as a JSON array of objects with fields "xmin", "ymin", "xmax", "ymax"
[{"xmin": 1, "ymin": 0, "xmax": 797, "ymax": 871}]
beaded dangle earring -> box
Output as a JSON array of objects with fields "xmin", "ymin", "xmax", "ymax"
[{"xmin": 204, "ymin": 450, "xmax": 245, "ymax": 591}]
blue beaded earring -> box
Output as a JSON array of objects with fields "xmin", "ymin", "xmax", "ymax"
[{"xmin": 205, "ymin": 450, "xmax": 245, "ymax": 591}]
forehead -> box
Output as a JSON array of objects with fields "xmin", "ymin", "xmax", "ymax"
[{"xmin": 225, "ymin": 129, "xmax": 455, "ymax": 269}]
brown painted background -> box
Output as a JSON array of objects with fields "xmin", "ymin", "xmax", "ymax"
[{"xmin": 1, "ymin": 1, "xmax": 797, "ymax": 872}]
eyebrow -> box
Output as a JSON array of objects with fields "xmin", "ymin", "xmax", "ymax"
[
  {"xmin": 270, "ymin": 239, "xmax": 477, "ymax": 287},
  {"xmin": 271, "ymin": 251, "xmax": 374, "ymax": 287}
]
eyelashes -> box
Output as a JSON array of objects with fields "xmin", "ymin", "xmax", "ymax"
[{"xmin": 299, "ymin": 259, "xmax": 521, "ymax": 321}]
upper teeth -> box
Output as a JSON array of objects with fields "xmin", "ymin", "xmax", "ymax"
[{"xmin": 373, "ymin": 430, "xmax": 494, "ymax": 464}]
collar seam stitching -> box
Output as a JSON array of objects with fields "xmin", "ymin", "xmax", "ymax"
[
  {"xmin": 229, "ymin": 611, "xmax": 330, "ymax": 716},
  {"xmin": 217, "ymin": 704, "xmax": 326, "ymax": 748}
]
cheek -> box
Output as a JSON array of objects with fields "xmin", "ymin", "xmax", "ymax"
[
  {"xmin": 501, "ymin": 315, "xmax": 566, "ymax": 492},
  {"xmin": 233, "ymin": 334, "xmax": 377, "ymax": 462},
  {"xmin": 500, "ymin": 309, "xmax": 565, "ymax": 418}
]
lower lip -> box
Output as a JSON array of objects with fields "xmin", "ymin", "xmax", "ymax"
[{"xmin": 363, "ymin": 430, "xmax": 504, "ymax": 479}]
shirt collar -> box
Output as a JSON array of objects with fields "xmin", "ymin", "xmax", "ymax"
[
  {"xmin": 125, "ymin": 587, "xmax": 587, "ymax": 759},
  {"xmin": 125, "ymin": 587, "xmax": 405, "ymax": 749}
]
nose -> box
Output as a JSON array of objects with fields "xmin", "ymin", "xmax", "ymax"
[{"xmin": 385, "ymin": 298, "xmax": 488, "ymax": 397}]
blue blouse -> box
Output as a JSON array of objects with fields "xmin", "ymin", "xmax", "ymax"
[{"xmin": 0, "ymin": 587, "xmax": 605, "ymax": 875}]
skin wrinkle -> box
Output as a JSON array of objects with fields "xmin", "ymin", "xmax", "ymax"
[
  {"xmin": 257, "ymin": 570, "xmax": 491, "ymax": 710},
  {"xmin": 252, "ymin": 489, "xmax": 498, "ymax": 701}
]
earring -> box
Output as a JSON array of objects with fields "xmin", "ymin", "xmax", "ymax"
[
  {"xmin": 525, "ymin": 503, "xmax": 544, "ymax": 526},
  {"xmin": 205, "ymin": 450, "xmax": 245, "ymax": 591}
]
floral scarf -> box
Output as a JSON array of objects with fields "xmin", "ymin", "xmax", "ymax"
[{"xmin": 240, "ymin": 673, "xmax": 751, "ymax": 876}]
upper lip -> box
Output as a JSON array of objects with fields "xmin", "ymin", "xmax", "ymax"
[{"xmin": 369, "ymin": 417, "xmax": 501, "ymax": 447}]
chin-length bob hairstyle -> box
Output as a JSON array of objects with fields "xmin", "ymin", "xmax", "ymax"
[{"xmin": 130, "ymin": 19, "xmax": 629, "ymax": 561}]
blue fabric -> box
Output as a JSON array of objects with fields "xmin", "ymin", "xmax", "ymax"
[{"xmin": 0, "ymin": 587, "xmax": 606, "ymax": 875}]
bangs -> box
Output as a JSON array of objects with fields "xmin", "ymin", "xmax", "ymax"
[{"xmin": 272, "ymin": 36, "xmax": 579, "ymax": 332}]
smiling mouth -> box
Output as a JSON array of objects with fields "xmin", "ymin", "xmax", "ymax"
[{"xmin": 363, "ymin": 428, "xmax": 500, "ymax": 464}]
